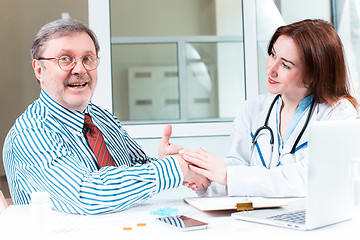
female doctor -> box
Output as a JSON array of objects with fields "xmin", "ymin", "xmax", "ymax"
[{"xmin": 180, "ymin": 19, "xmax": 358, "ymax": 197}]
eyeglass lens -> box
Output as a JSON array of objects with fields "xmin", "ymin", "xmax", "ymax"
[{"xmin": 58, "ymin": 55, "xmax": 99, "ymax": 71}]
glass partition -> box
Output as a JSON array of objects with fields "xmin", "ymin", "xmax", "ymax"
[
  {"xmin": 110, "ymin": 0, "xmax": 245, "ymax": 122},
  {"xmin": 112, "ymin": 43, "xmax": 179, "ymax": 120},
  {"xmin": 186, "ymin": 42, "xmax": 245, "ymax": 119}
]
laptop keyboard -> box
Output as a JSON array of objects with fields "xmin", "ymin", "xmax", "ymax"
[{"xmin": 267, "ymin": 210, "xmax": 306, "ymax": 224}]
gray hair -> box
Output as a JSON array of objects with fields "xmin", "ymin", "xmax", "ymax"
[{"xmin": 30, "ymin": 18, "xmax": 100, "ymax": 60}]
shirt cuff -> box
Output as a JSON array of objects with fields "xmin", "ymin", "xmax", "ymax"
[{"xmin": 151, "ymin": 155, "xmax": 183, "ymax": 193}]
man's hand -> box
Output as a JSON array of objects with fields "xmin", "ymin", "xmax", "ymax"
[
  {"xmin": 175, "ymin": 155, "xmax": 211, "ymax": 191},
  {"xmin": 158, "ymin": 124, "xmax": 183, "ymax": 159}
]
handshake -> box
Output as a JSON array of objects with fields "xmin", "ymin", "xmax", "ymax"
[
  {"xmin": 176, "ymin": 148, "xmax": 227, "ymax": 191},
  {"xmin": 159, "ymin": 125, "xmax": 227, "ymax": 192}
]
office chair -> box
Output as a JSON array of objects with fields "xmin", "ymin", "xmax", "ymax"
[{"xmin": 0, "ymin": 190, "xmax": 12, "ymax": 214}]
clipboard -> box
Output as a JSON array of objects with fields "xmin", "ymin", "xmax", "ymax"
[{"xmin": 184, "ymin": 196, "xmax": 288, "ymax": 211}]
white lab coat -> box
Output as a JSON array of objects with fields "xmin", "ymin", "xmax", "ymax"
[{"xmin": 200, "ymin": 93, "xmax": 357, "ymax": 197}]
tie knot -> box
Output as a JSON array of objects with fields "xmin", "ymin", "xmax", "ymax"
[{"xmin": 84, "ymin": 113, "xmax": 95, "ymax": 130}]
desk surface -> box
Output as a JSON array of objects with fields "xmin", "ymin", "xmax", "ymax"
[{"xmin": 1, "ymin": 197, "xmax": 360, "ymax": 240}]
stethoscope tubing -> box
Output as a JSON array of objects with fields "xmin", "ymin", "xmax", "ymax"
[{"xmin": 251, "ymin": 94, "xmax": 315, "ymax": 168}]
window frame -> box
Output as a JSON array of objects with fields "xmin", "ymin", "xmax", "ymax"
[{"xmin": 88, "ymin": 0, "xmax": 258, "ymax": 138}]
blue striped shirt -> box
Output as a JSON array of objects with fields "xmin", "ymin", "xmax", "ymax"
[{"xmin": 3, "ymin": 90, "xmax": 183, "ymax": 215}]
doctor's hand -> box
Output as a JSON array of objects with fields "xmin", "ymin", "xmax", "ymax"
[
  {"xmin": 158, "ymin": 124, "xmax": 183, "ymax": 159},
  {"xmin": 175, "ymin": 155, "xmax": 211, "ymax": 191},
  {"xmin": 180, "ymin": 148, "xmax": 227, "ymax": 186}
]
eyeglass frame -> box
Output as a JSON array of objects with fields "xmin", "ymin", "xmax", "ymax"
[{"xmin": 37, "ymin": 55, "xmax": 100, "ymax": 71}]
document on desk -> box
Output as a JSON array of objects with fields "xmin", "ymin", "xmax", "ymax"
[{"xmin": 184, "ymin": 196, "xmax": 288, "ymax": 211}]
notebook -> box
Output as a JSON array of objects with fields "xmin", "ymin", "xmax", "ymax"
[{"xmin": 232, "ymin": 119, "xmax": 359, "ymax": 230}]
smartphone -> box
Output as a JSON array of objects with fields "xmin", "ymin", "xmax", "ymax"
[{"xmin": 156, "ymin": 215, "xmax": 208, "ymax": 231}]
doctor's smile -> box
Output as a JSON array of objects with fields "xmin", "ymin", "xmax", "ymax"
[{"xmin": 268, "ymin": 77, "xmax": 278, "ymax": 85}]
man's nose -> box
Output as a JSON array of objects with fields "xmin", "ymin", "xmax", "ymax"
[{"xmin": 71, "ymin": 59, "xmax": 87, "ymax": 74}]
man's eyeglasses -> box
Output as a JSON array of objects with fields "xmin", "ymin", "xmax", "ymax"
[{"xmin": 37, "ymin": 55, "xmax": 100, "ymax": 71}]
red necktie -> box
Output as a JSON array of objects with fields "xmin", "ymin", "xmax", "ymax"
[{"xmin": 83, "ymin": 113, "xmax": 115, "ymax": 168}]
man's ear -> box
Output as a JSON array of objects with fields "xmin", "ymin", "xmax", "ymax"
[{"xmin": 33, "ymin": 59, "xmax": 44, "ymax": 83}]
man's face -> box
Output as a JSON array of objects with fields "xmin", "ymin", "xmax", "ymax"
[{"xmin": 32, "ymin": 32, "xmax": 98, "ymax": 112}]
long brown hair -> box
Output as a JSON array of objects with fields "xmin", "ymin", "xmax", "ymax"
[{"xmin": 267, "ymin": 19, "xmax": 358, "ymax": 108}]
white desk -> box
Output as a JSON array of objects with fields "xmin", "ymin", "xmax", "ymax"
[{"xmin": 1, "ymin": 197, "xmax": 359, "ymax": 240}]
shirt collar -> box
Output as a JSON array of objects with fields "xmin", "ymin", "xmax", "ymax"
[
  {"xmin": 39, "ymin": 90, "xmax": 86, "ymax": 133},
  {"xmin": 276, "ymin": 94, "xmax": 313, "ymax": 112},
  {"xmin": 297, "ymin": 95, "xmax": 313, "ymax": 111},
  {"xmin": 276, "ymin": 94, "xmax": 313, "ymax": 147}
]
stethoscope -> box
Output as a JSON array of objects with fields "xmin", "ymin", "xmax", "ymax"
[{"xmin": 250, "ymin": 94, "xmax": 315, "ymax": 169}]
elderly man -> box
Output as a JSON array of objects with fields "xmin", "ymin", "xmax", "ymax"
[{"xmin": 3, "ymin": 18, "xmax": 209, "ymax": 215}]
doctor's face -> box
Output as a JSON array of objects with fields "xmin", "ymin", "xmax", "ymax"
[
  {"xmin": 266, "ymin": 35, "xmax": 308, "ymax": 100},
  {"xmin": 32, "ymin": 32, "xmax": 98, "ymax": 112}
]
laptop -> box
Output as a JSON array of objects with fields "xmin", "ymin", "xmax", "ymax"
[{"xmin": 232, "ymin": 119, "xmax": 359, "ymax": 230}]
